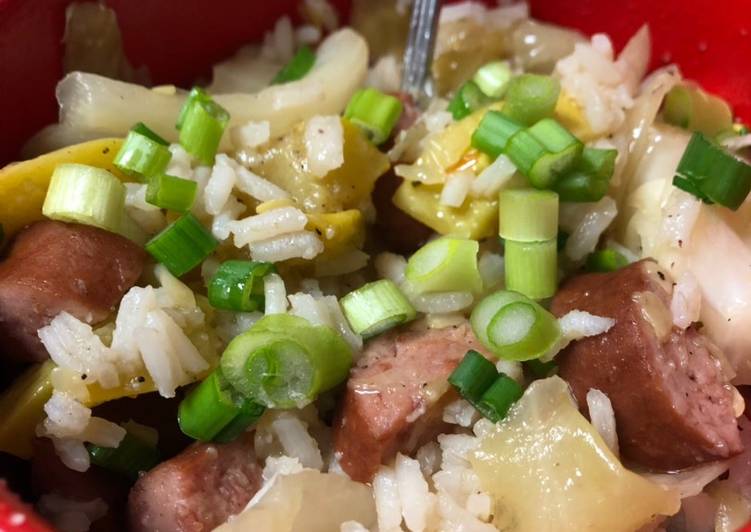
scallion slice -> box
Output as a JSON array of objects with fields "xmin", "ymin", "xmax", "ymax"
[
  {"xmin": 208, "ymin": 260, "xmax": 276, "ymax": 312},
  {"xmin": 508, "ymin": 118, "xmax": 582, "ymax": 189},
  {"xmin": 663, "ymin": 84, "xmax": 733, "ymax": 137},
  {"xmin": 502, "ymin": 74, "xmax": 561, "ymax": 126},
  {"xmin": 271, "ymin": 45, "xmax": 316, "ymax": 84},
  {"xmin": 405, "ymin": 237, "xmax": 482, "ymax": 295},
  {"xmin": 220, "ymin": 314, "xmax": 352, "ymax": 408},
  {"xmin": 473, "ymin": 61, "xmax": 512, "ymax": 99},
  {"xmin": 448, "ymin": 80, "xmax": 491, "ymax": 121},
  {"xmin": 178, "ymin": 369, "xmax": 265, "ymax": 442},
  {"xmin": 470, "ymin": 290, "xmax": 562, "ymax": 361},
  {"xmin": 344, "ymin": 88, "xmax": 403, "ymax": 145},
  {"xmin": 88, "ymin": 430, "xmax": 160, "ymax": 480},
  {"xmin": 114, "ymin": 124, "xmax": 172, "ymax": 179},
  {"xmin": 673, "ymin": 132, "xmax": 751, "ymax": 210},
  {"xmin": 586, "ymin": 249, "xmax": 629, "ymax": 273},
  {"xmin": 178, "ymin": 88, "xmax": 230, "ymax": 165},
  {"xmin": 146, "ymin": 173, "xmax": 198, "ymax": 212},
  {"xmin": 448, "ymin": 350, "xmax": 522, "ymax": 423},
  {"xmin": 525, "ymin": 358, "xmax": 557, "ymax": 378},
  {"xmin": 498, "ymin": 189, "xmax": 559, "ymax": 242},
  {"xmin": 448, "ymin": 350, "xmax": 498, "ymax": 404},
  {"xmin": 471, "ymin": 111, "xmax": 523, "ymax": 158},
  {"xmin": 476, "ymin": 373, "xmax": 523, "ymax": 422},
  {"xmin": 145, "ymin": 213, "xmax": 218, "ymax": 277},
  {"xmin": 42, "ymin": 163, "xmax": 125, "ymax": 233},
  {"xmin": 504, "ymin": 238, "xmax": 558, "ymax": 300},
  {"xmin": 340, "ymin": 280, "xmax": 416, "ymax": 338}
]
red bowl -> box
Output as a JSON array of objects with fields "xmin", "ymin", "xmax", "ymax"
[{"xmin": 1, "ymin": 0, "xmax": 750, "ymax": 167}]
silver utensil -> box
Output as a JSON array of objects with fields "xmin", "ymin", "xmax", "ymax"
[{"xmin": 401, "ymin": 0, "xmax": 441, "ymax": 103}]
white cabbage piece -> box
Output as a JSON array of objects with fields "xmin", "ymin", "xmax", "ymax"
[
  {"xmin": 28, "ymin": 29, "xmax": 368, "ymax": 154},
  {"xmin": 614, "ymin": 123, "xmax": 751, "ymax": 383},
  {"xmin": 470, "ymin": 376, "xmax": 680, "ymax": 531},
  {"xmin": 214, "ymin": 470, "xmax": 376, "ymax": 532}
]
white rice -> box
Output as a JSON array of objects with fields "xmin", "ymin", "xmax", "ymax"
[
  {"xmin": 289, "ymin": 292, "xmax": 331, "ymax": 326},
  {"xmin": 411, "ymin": 291, "xmax": 474, "ymax": 314},
  {"xmin": 373, "ymin": 466, "xmax": 403, "ymax": 532},
  {"xmin": 205, "ymin": 154, "xmax": 237, "ymax": 215},
  {"xmin": 305, "ymin": 115, "xmax": 345, "ymax": 178},
  {"xmin": 440, "ymin": 170, "xmax": 474, "ymax": 208},
  {"xmin": 51, "ymin": 438, "xmax": 90, "ymax": 472},
  {"xmin": 319, "ymin": 295, "xmax": 363, "ymax": 352},
  {"xmin": 443, "ymin": 399, "xmax": 479, "ymax": 428},
  {"xmin": 249, "ymin": 230, "xmax": 324, "ymax": 261},
  {"xmin": 230, "ymin": 120, "xmax": 270, "ymax": 150},
  {"xmin": 470, "ymin": 155, "xmax": 517, "ymax": 198},
  {"xmin": 495, "ymin": 359, "xmax": 524, "ymax": 383},
  {"xmin": 375, "ymin": 252, "xmax": 408, "ymax": 286},
  {"xmin": 165, "ymin": 143, "xmax": 193, "ymax": 180},
  {"xmin": 671, "ymin": 271, "xmax": 702, "ymax": 329},
  {"xmin": 395, "ymin": 453, "xmax": 434, "ymax": 531},
  {"xmin": 229, "ymin": 206, "xmax": 308, "ymax": 247},
  {"xmin": 211, "ymin": 196, "xmax": 245, "ymax": 241},
  {"xmin": 43, "ymin": 391, "xmax": 91, "ymax": 438},
  {"xmin": 366, "ymin": 55, "xmax": 402, "ymax": 94},
  {"xmin": 586, "ymin": 388, "xmax": 619, "ymax": 455},
  {"xmin": 264, "ymin": 273, "xmax": 289, "ymax": 314},
  {"xmin": 271, "ymin": 414, "xmax": 324, "ymax": 470},
  {"xmin": 299, "ymin": 278, "xmax": 324, "ymax": 297},
  {"xmin": 37, "ymin": 494, "xmax": 108, "ymax": 532},
  {"xmin": 558, "ymin": 310, "xmax": 615, "ymax": 342},
  {"xmin": 215, "ymin": 311, "xmax": 262, "ymax": 343},
  {"xmin": 124, "ymin": 183, "xmax": 166, "ymax": 234},
  {"xmin": 39, "ymin": 312, "xmax": 121, "ymax": 389},
  {"xmin": 231, "ymin": 161, "xmax": 289, "ymax": 202},
  {"xmin": 303, "ymin": 0, "xmax": 339, "ymax": 31}
]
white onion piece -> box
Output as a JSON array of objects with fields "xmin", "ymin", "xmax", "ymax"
[
  {"xmin": 615, "ymin": 25, "xmax": 651, "ymax": 95},
  {"xmin": 34, "ymin": 29, "xmax": 367, "ymax": 152},
  {"xmin": 563, "ymin": 196, "xmax": 618, "ymax": 261}
]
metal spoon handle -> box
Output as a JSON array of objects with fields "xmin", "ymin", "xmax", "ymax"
[{"xmin": 401, "ymin": 0, "xmax": 441, "ymax": 101}]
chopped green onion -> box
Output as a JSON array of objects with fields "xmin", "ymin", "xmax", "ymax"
[
  {"xmin": 673, "ymin": 132, "xmax": 751, "ymax": 210},
  {"xmin": 502, "ymin": 74, "xmax": 561, "ymax": 126},
  {"xmin": 208, "ymin": 260, "xmax": 276, "ymax": 312},
  {"xmin": 554, "ymin": 171, "xmax": 609, "ymax": 202},
  {"xmin": 271, "ymin": 45, "xmax": 316, "ymax": 84},
  {"xmin": 470, "ymin": 290, "xmax": 562, "ymax": 360},
  {"xmin": 146, "ymin": 173, "xmax": 197, "ymax": 212},
  {"xmin": 448, "ymin": 351, "xmax": 522, "ymax": 422},
  {"xmin": 405, "ymin": 237, "xmax": 482, "ymax": 295},
  {"xmin": 504, "ymin": 238, "xmax": 558, "ymax": 300},
  {"xmin": 114, "ymin": 124, "xmax": 172, "ymax": 179},
  {"xmin": 344, "ymin": 88, "xmax": 403, "ymax": 145},
  {"xmin": 471, "ymin": 111, "xmax": 523, "ymax": 158},
  {"xmin": 88, "ymin": 430, "xmax": 160, "ymax": 480},
  {"xmin": 131, "ymin": 122, "xmax": 168, "ymax": 146},
  {"xmin": 42, "ymin": 163, "xmax": 125, "ymax": 233},
  {"xmin": 498, "ymin": 189, "xmax": 559, "ymax": 242},
  {"xmin": 507, "ymin": 118, "xmax": 582, "ymax": 189},
  {"xmin": 178, "ymin": 88, "xmax": 230, "ymax": 165},
  {"xmin": 145, "ymin": 213, "xmax": 218, "ymax": 277},
  {"xmin": 473, "ymin": 61, "xmax": 512, "ymax": 99},
  {"xmin": 663, "ymin": 84, "xmax": 733, "ymax": 137},
  {"xmin": 448, "ymin": 350, "xmax": 498, "ymax": 404},
  {"xmin": 578, "ymin": 147, "xmax": 617, "ymax": 179},
  {"xmin": 176, "ymin": 87, "xmax": 210, "ymax": 130},
  {"xmin": 476, "ymin": 373, "xmax": 523, "ymax": 422},
  {"xmin": 448, "ymin": 80, "xmax": 491, "ymax": 121},
  {"xmin": 340, "ymin": 280, "xmax": 416, "ymax": 338},
  {"xmin": 220, "ymin": 314, "xmax": 352, "ymax": 408},
  {"xmin": 178, "ymin": 369, "xmax": 264, "ymax": 442},
  {"xmin": 586, "ymin": 249, "xmax": 629, "ymax": 273},
  {"xmin": 525, "ymin": 358, "xmax": 557, "ymax": 378}
]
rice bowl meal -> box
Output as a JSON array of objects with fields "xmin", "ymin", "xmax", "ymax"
[{"xmin": 2, "ymin": 1, "xmax": 751, "ymax": 531}]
